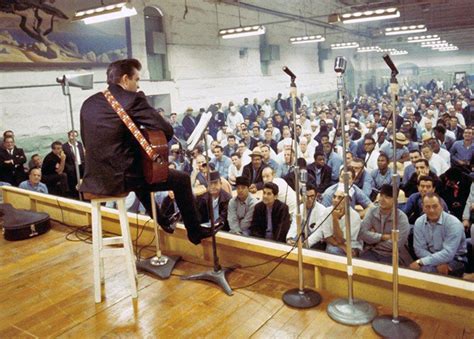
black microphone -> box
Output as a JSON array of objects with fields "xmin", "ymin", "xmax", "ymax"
[
  {"xmin": 334, "ymin": 56, "xmax": 347, "ymax": 73},
  {"xmin": 382, "ymin": 54, "xmax": 399, "ymax": 75},
  {"xmin": 282, "ymin": 66, "xmax": 297, "ymax": 79}
]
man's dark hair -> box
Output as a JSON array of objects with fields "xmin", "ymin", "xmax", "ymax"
[
  {"xmin": 68, "ymin": 130, "xmax": 78, "ymax": 137},
  {"xmin": 3, "ymin": 130, "xmax": 14, "ymax": 138},
  {"xmin": 263, "ymin": 182, "xmax": 279, "ymax": 195},
  {"xmin": 31, "ymin": 153, "xmax": 39, "ymax": 159},
  {"xmin": 106, "ymin": 59, "xmax": 142, "ymax": 85},
  {"xmin": 378, "ymin": 153, "xmax": 389, "ymax": 162},
  {"xmin": 415, "ymin": 158, "xmax": 429, "ymax": 167},
  {"xmin": 313, "ymin": 151, "xmax": 325, "ymax": 160},
  {"xmin": 379, "ymin": 184, "xmax": 396, "ymax": 198},
  {"xmin": 417, "ymin": 175, "xmax": 434, "ymax": 186},
  {"xmin": 3, "ymin": 136, "xmax": 14, "ymax": 143},
  {"xmin": 51, "ymin": 141, "xmax": 62, "ymax": 149},
  {"xmin": 409, "ymin": 149, "xmax": 421, "ymax": 155},
  {"xmin": 227, "ymin": 135, "xmax": 236, "ymax": 140},
  {"xmin": 230, "ymin": 152, "xmax": 241, "ymax": 158},
  {"xmin": 213, "ymin": 145, "xmax": 223, "ymax": 152},
  {"xmin": 433, "ymin": 125, "xmax": 446, "ymax": 135},
  {"xmin": 306, "ymin": 183, "xmax": 317, "ymax": 192}
]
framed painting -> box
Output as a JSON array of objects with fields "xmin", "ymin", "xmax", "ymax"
[{"xmin": 0, "ymin": 0, "xmax": 130, "ymax": 68}]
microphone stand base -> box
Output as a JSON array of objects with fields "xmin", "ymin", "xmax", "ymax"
[
  {"xmin": 372, "ymin": 315, "xmax": 421, "ymax": 339},
  {"xmin": 181, "ymin": 265, "xmax": 238, "ymax": 296},
  {"xmin": 327, "ymin": 298, "xmax": 377, "ymax": 326},
  {"xmin": 136, "ymin": 255, "xmax": 181, "ymax": 279},
  {"xmin": 282, "ymin": 288, "xmax": 322, "ymax": 308}
]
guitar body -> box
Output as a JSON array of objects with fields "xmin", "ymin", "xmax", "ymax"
[{"xmin": 140, "ymin": 129, "xmax": 169, "ymax": 184}]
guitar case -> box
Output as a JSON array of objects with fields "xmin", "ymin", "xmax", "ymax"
[{"xmin": 0, "ymin": 203, "xmax": 51, "ymax": 241}]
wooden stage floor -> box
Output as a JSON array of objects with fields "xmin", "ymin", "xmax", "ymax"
[{"xmin": 1, "ymin": 222, "xmax": 472, "ymax": 338}]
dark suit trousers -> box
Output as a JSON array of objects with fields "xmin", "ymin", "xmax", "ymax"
[{"xmin": 131, "ymin": 169, "xmax": 201, "ymax": 239}]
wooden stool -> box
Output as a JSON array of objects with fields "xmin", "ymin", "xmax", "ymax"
[{"xmin": 84, "ymin": 192, "xmax": 137, "ymax": 303}]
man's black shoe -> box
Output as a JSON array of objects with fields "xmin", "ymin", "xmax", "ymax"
[{"xmin": 159, "ymin": 212, "xmax": 180, "ymax": 234}]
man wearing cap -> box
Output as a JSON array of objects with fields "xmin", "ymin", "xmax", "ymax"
[
  {"xmin": 380, "ymin": 132, "xmax": 410, "ymax": 163},
  {"xmin": 410, "ymin": 193, "xmax": 467, "ymax": 276},
  {"xmin": 250, "ymin": 182, "xmax": 291, "ymax": 243},
  {"xmin": 226, "ymin": 104, "xmax": 244, "ymax": 131},
  {"xmin": 181, "ymin": 107, "xmax": 196, "ymax": 139},
  {"xmin": 227, "ymin": 176, "xmax": 257, "ymax": 235},
  {"xmin": 242, "ymin": 147, "xmax": 267, "ymax": 193},
  {"xmin": 359, "ymin": 184, "xmax": 410, "ymax": 264},
  {"xmin": 196, "ymin": 171, "xmax": 231, "ymax": 230}
]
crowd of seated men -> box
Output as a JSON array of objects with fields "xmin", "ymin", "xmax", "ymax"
[
  {"xmin": 0, "ymin": 130, "xmax": 85, "ymax": 199},
  {"xmin": 2, "ymin": 80, "xmax": 473, "ymax": 280}
]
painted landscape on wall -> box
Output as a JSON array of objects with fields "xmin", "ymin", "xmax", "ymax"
[{"xmin": 0, "ymin": 0, "xmax": 128, "ymax": 67}]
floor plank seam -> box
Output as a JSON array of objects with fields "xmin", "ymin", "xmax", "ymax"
[
  {"xmin": 11, "ymin": 324, "xmax": 39, "ymax": 338},
  {"xmin": 250, "ymin": 303, "xmax": 285, "ymax": 337}
]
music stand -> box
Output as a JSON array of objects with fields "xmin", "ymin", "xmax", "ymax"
[
  {"xmin": 180, "ymin": 106, "xmax": 236, "ymax": 296},
  {"xmin": 135, "ymin": 192, "xmax": 181, "ymax": 279},
  {"xmin": 57, "ymin": 73, "xmax": 93, "ymax": 200}
]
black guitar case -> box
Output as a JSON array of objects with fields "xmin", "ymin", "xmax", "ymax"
[{"xmin": 0, "ymin": 203, "xmax": 51, "ymax": 241}]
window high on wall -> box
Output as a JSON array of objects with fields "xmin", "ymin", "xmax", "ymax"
[{"xmin": 144, "ymin": 6, "xmax": 170, "ymax": 80}]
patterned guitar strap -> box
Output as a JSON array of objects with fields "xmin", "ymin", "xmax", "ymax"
[{"xmin": 103, "ymin": 89, "xmax": 159, "ymax": 162}]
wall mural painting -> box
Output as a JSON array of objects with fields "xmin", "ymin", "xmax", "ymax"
[{"xmin": 0, "ymin": 0, "xmax": 128, "ymax": 67}]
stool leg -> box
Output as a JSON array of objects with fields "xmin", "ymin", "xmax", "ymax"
[
  {"xmin": 97, "ymin": 204, "xmax": 105, "ymax": 283},
  {"xmin": 117, "ymin": 199, "xmax": 138, "ymax": 299},
  {"xmin": 91, "ymin": 201, "xmax": 102, "ymax": 303}
]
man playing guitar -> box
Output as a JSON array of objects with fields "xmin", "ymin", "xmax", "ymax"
[{"xmin": 79, "ymin": 58, "xmax": 213, "ymax": 245}]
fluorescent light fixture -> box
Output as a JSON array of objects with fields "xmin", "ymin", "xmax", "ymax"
[
  {"xmin": 385, "ymin": 24, "xmax": 427, "ymax": 35},
  {"xmin": 219, "ymin": 25, "xmax": 265, "ymax": 39},
  {"xmin": 421, "ymin": 40, "xmax": 448, "ymax": 47},
  {"xmin": 330, "ymin": 42, "xmax": 359, "ymax": 49},
  {"xmin": 74, "ymin": 2, "xmax": 137, "ymax": 25},
  {"xmin": 407, "ymin": 34, "xmax": 440, "ymax": 43},
  {"xmin": 357, "ymin": 46, "xmax": 381, "ymax": 53},
  {"xmin": 390, "ymin": 50, "xmax": 408, "ymax": 55},
  {"xmin": 378, "ymin": 48, "xmax": 397, "ymax": 53},
  {"xmin": 289, "ymin": 35, "xmax": 325, "ymax": 44},
  {"xmin": 340, "ymin": 7, "xmax": 400, "ymax": 24},
  {"xmin": 431, "ymin": 43, "xmax": 455, "ymax": 50},
  {"xmin": 438, "ymin": 46, "xmax": 459, "ymax": 52}
]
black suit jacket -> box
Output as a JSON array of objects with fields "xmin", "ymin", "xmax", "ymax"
[
  {"xmin": 79, "ymin": 84, "xmax": 173, "ymax": 195},
  {"xmin": 62, "ymin": 141, "xmax": 85, "ymax": 172},
  {"xmin": 197, "ymin": 190, "xmax": 232, "ymax": 230},
  {"xmin": 182, "ymin": 114, "xmax": 196, "ymax": 138},
  {"xmin": 0, "ymin": 147, "xmax": 27, "ymax": 185},
  {"xmin": 250, "ymin": 200, "xmax": 290, "ymax": 243},
  {"xmin": 306, "ymin": 163, "xmax": 332, "ymax": 193},
  {"xmin": 242, "ymin": 163, "xmax": 267, "ymax": 190}
]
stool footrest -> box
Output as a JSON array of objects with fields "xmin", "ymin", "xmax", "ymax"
[{"xmin": 103, "ymin": 236, "xmax": 125, "ymax": 246}]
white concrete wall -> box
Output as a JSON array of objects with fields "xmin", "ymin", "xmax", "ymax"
[{"xmin": 0, "ymin": 0, "xmax": 338, "ymax": 139}]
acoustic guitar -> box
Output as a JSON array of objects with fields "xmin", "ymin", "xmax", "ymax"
[{"xmin": 140, "ymin": 128, "xmax": 169, "ymax": 184}]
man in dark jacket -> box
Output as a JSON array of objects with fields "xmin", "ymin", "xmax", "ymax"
[
  {"xmin": 79, "ymin": 58, "xmax": 212, "ymax": 245},
  {"xmin": 250, "ymin": 182, "xmax": 291, "ymax": 243},
  {"xmin": 0, "ymin": 136, "xmax": 27, "ymax": 186},
  {"xmin": 62, "ymin": 130, "xmax": 86, "ymax": 197},
  {"xmin": 306, "ymin": 151, "xmax": 332, "ymax": 195},
  {"xmin": 196, "ymin": 171, "xmax": 231, "ymax": 231},
  {"xmin": 242, "ymin": 148, "xmax": 267, "ymax": 192}
]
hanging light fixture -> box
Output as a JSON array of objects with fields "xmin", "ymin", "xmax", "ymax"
[
  {"xmin": 218, "ymin": 1, "xmax": 265, "ymax": 39},
  {"xmin": 407, "ymin": 34, "xmax": 440, "ymax": 43},
  {"xmin": 390, "ymin": 50, "xmax": 408, "ymax": 55},
  {"xmin": 331, "ymin": 42, "xmax": 359, "ymax": 49},
  {"xmin": 73, "ymin": 1, "xmax": 137, "ymax": 25},
  {"xmin": 357, "ymin": 46, "xmax": 381, "ymax": 53},
  {"xmin": 385, "ymin": 24, "xmax": 427, "ymax": 35},
  {"xmin": 289, "ymin": 35, "xmax": 325, "ymax": 44},
  {"xmin": 431, "ymin": 43, "xmax": 456, "ymax": 50},
  {"xmin": 340, "ymin": 8, "xmax": 400, "ymax": 24},
  {"xmin": 421, "ymin": 40, "xmax": 448, "ymax": 48},
  {"xmin": 438, "ymin": 46, "xmax": 459, "ymax": 52}
]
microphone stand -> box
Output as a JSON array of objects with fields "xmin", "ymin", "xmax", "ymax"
[
  {"xmin": 372, "ymin": 60, "xmax": 421, "ymax": 338},
  {"xmin": 327, "ymin": 67, "xmax": 377, "ymax": 325},
  {"xmin": 181, "ymin": 112, "xmax": 235, "ymax": 296},
  {"xmin": 282, "ymin": 71, "xmax": 322, "ymax": 308},
  {"xmin": 135, "ymin": 192, "xmax": 181, "ymax": 279}
]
